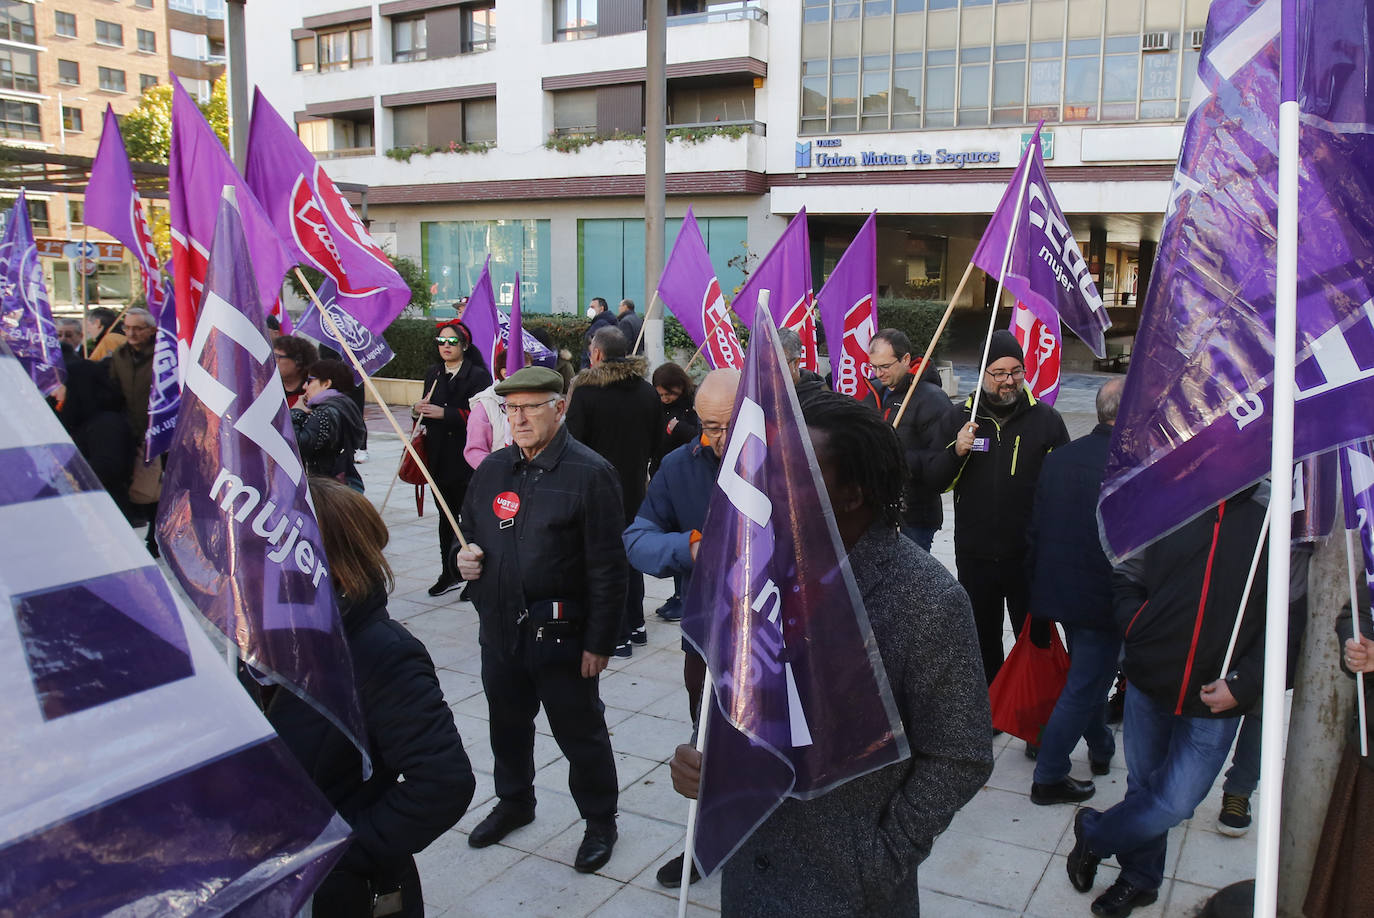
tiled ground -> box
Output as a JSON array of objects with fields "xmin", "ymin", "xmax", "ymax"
[{"xmin": 349, "ymin": 368, "xmax": 1255, "ymax": 917}]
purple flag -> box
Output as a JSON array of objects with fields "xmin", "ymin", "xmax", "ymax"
[
  {"xmin": 0, "ymin": 339, "xmax": 350, "ymax": 914},
  {"xmin": 815, "ymin": 212, "xmax": 877, "ymax": 398},
  {"xmin": 1099, "ymin": 0, "xmax": 1374, "ymax": 562},
  {"xmin": 1292, "ymin": 451, "xmax": 1337, "ymax": 543},
  {"xmin": 169, "ymin": 78, "xmax": 295, "ymax": 350},
  {"xmin": 245, "ymin": 89, "xmax": 411, "ymax": 333},
  {"xmin": 88, "ymin": 105, "xmax": 180, "ymax": 460},
  {"xmin": 656, "ymin": 206, "xmax": 745, "ymax": 370},
  {"xmin": 0, "ymin": 192, "xmax": 64, "ymax": 396},
  {"xmin": 156, "ymin": 190, "xmax": 370, "ymax": 773},
  {"xmin": 971, "ymin": 125, "xmax": 1110, "ymax": 359},
  {"xmin": 463, "ymin": 255, "xmax": 501, "ymax": 370},
  {"xmin": 680, "ymin": 308, "xmax": 909, "ymax": 876},
  {"xmin": 1340, "ymin": 440, "xmax": 1374, "ymax": 620},
  {"xmin": 505, "ymin": 271, "xmax": 525, "ymax": 377},
  {"xmin": 732, "ymin": 209, "xmax": 818, "ymax": 371},
  {"xmin": 296, "ymin": 277, "xmax": 396, "ymax": 383}
]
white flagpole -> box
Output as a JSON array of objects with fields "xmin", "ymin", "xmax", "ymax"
[
  {"xmin": 1216, "ymin": 503, "xmax": 1272, "ymax": 681},
  {"xmin": 677, "ymin": 675, "xmax": 714, "ymax": 918},
  {"xmin": 1254, "ymin": 3, "xmax": 1299, "ymax": 911},
  {"xmin": 1344, "ymin": 526, "xmax": 1369, "ymax": 756}
]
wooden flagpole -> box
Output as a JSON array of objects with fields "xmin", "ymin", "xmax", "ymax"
[
  {"xmin": 890, "ymin": 260, "xmax": 976, "ymax": 429},
  {"xmin": 379, "ymin": 379, "xmax": 436, "ymax": 514}
]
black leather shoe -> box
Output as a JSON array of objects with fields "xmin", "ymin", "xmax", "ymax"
[
  {"xmin": 655, "ymin": 853, "xmax": 701, "ymax": 888},
  {"xmin": 574, "ymin": 820, "xmax": 617, "ymax": 873},
  {"xmin": 1066, "ymin": 808, "xmax": 1102, "ymax": 893},
  {"xmin": 1031, "ymin": 775, "xmax": 1096, "ymax": 806},
  {"xmin": 468, "ymin": 802, "xmax": 535, "ymax": 848},
  {"xmin": 1090, "ymin": 757, "xmax": 1112, "ymax": 776},
  {"xmin": 1091, "ymin": 878, "xmax": 1159, "ymax": 916}
]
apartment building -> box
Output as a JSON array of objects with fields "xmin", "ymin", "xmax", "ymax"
[{"xmin": 246, "ymin": 0, "xmax": 1208, "ymax": 322}]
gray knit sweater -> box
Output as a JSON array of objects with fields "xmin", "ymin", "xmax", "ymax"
[{"xmin": 721, "ymin": 525, "xmax": 994, "ymax": 917}]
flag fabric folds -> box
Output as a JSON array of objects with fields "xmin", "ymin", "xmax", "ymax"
[
  {"xmin": 816, "ymin": 212, "xmax": 877, "ymax": 398},
  {"xmin": 1099, "ymin": 0, "xmax": 1374, "ymax": 562},
  {"xmin": 463, "ymin": 255, "xmax": 501, "ymax": 369},
  {"xmin": 656, "ymin": 206, "xmax": 745, "ymax": 370},
  {"xmin": 731, "ymin": 209, "xmax": 818, "ymax": 371},
  {"xmin": 680, "ymin": 309, "xmax": 910, "ymax": 876},
  {"xmin": 156, "ymin": 191, "xmax": 370, "ymax": 773},
  {"xmin": 505, "ymin": 272, "xmax": 525, "ymax": 377},
  {"xmin": 0, "ymin": 338, "xmax": 350, "ymax": 915},
  {"xmin": 169, "ymin": 78, "xmax": 294, "ymax": 350},
  {"xmin": 245, "ymin": 89, "xmax": 411, "ymax": 334},
  {"xmin": 295, "ymin": 277, "xmax": 397, "ymax": 381},
  {"xmin": 1292, "ymin": 451, "xmax": 1337, "ymax": 543},
  {"xmin": 1011, "ymin": 301, "xmax": 1061, "ymax": 405},
  {"xmin": 1340, "ymin": 440, "xmax": 1374, "ymax": 616},
  {"xmin": 0, "ymin": 192, "xmax": 64, "ymax": 396},
  {"xmin": 87, "ymin": 105, "xmax": 180, "ymax": 459},
  {"xmin": 971, "ymin": 126, "xmax": 1110, "ymax": 360}
]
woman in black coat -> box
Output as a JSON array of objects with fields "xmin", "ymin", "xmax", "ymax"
[
  {"xmin": 414, "ymin": 321, "xmax": 492, "ymax": 597},
  {"xmin": 291, "ymin": 358, "xmax": 367, "ymax": 492},
  {"xmin": 267, "ymin": 477, "xmax": 475, "ymax": 918},
  {"xmin": 650, "ymin": 361, "xmax": 699, "ymax": 475}
]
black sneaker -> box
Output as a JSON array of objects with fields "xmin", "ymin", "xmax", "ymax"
[
  {"xmin": 655, "ymin": 596, "xmax": 683, "ymax": 622},
  {"xmin": 655, "ymin": 852, "xmax": 701, "ymax": 888},
  {"xmin": 1217, "ymin": 792, "xmax": 1251, "ymax": 837},
  {"xmin": 1091, "ymin": 878, "xmax": 1158, "ymax": 916},
  {"xmin": 428, "ymin": 574, "xmax": 461, "ymax": 598},
  {"xmin": 629, "ymin": 627, "xmax": 648, "ymax": 645},
  {"xmin": 613, "ymin": 642, "xmax": 633, "ymax": 658}
]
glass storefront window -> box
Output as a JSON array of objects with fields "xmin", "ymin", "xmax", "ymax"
[
  {"xmin": 578, "ymin": 217, "xmax": 748, "ymax": 309},
  {"xmin": 421, "ymin": 220, "xmax": 552, "ymax": 313}
]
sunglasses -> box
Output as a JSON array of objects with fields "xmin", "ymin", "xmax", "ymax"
[{"xmin": 435, "ymin": 337, "xmax": 464, "ymax": 345}]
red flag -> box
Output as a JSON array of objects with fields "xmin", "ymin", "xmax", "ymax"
[{"xmin": 1011, "ymin": 301, "xmax": 1060, "ymax": 405}]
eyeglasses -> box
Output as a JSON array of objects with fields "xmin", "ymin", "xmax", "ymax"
[
  {"xmin": 700, "ymin": 424, "xmax": 730, "ymax": 437},
  {"xmin": 870, "ymin": 358, "xmax": 903, "ymax": 372},
  {"xmin": 986, "ymin": 367, "xmax": 1026, "ymax": 382},
  {"xmin": 500, "ymin": 398, "xmax": 557, "ymax": 416},
  {"xmin": 435, "ymin": 337, "xmax": 462, "ymax": 345}
]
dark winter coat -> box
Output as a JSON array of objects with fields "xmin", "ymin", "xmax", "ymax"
[
  {"xmin": 58, "ymin": 348, "xmax": 130, "ymax": 494},
  {"xmin": 722, "ymin": 525, "xmax": 994, "ymax": 917},
  {"xmin": 566, "ymin": 356, "xmax": 664, "ymax": 524},
  {"xmin": 1025, "ymin": 423, "xmax": 1115, "ymax": 630},
  {"xmin": 1112, "ymin": 486, "xmax": 1268, "ymax": 718},
  {"xmin": 581, "ymin": 310, "xmax": 619, "ymax": 366},
  {"xmin": 653, "ymin": 391, "xmax": 699, "ymax": 474},
  {"xmin": 421, "ymin": 359, "xmax": 494, "ymax": 489},
  {"xmin": 876, "ymin": 365, "xmax": 957, "ymax": 530},
  {"xmin": 929, "ymin": 387, "xmax": 1070, "ymax": 560},
  {"xmin": 266, "ymin": 589, "xmax": 475, "ymax": 911},
  {"xmin": 624, "ymin": 438, "xmax": 718, "ymax": 585},
  {"xmin": 292, "ymin": 390, "xmax": 367, "ymax": 491},
  {"xmin": 108, "ymin": 341, "xmax": 154, "ymax": 441},
  {"xmin": 460, "ymin": 425, "xmax": 628, "ymax": 657},
  {"xmin": 616, "ymin": 309, "xmax": 643, "ymax": 352}
]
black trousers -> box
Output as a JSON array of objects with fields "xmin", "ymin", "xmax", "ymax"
[
  {"xmin": 313, "ymin": 855, "xmax": 422, "ymax": 918},
  {"xmin": 481, "ymin": 634, "xmax": 619, "ymax": 821},
  {"xmin": 435, "ymin": 476, "xmax": 469, "ymax": 580},
  {"xmin": 620, "ymin": 571, "xmax": 645, "ymax": 642},
  {"xmin": 955, "ymin": 553, "xmax": 1049, "ymax": 684}
]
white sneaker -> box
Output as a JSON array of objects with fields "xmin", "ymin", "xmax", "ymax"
[{"xmin": 354, "ymin": 449, "xmax": 369, "ymax": 463}]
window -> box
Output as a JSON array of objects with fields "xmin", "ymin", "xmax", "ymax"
[
  {"xmin": 392, "ymin": 97, "xmax": 496, "ymax": 148},
  {"xmin": 957, "ymin": 46, "xmax": 990, "ymax": 126},
  {"xmin": 62, "ymin": 106, "xmax": 82, "ymax": 133},
  {"xmin": 463, "ymin": 98, "xmax": 496, "ymax": 142},
  {"xmin": 392, "ymin": 17, "xmax": 426, "ymax": 61},
  {"xmin": 668, "ymin": 83, "xmax": 754, "ymax": 125},
  {"xmin": 554, "ymin": 0, "xmax": 597, "ymax": 41},
  {"xmin": 0, "ymin": 48, "xmax": 39, "ymax": 93},
  {"xmin": 135, "ymin": 0, "xmax": 154, "ymax": 8},
  {"xmin": 0, "ymin": 1, "xmax": 35, "ymax": 44},
  {"xmin": 68, "ymin": 200, "xmax": 84, "ymax": 225},
  {"xmin": 991, "ymin": 43, "xmax": 1026, "ymax": 124},
  {"xmin": 0, "ymin": 100, "xmax": 39, "ymax": 140},
  {"xmin": 170, "ymin": 28, "xmax": 209, "ymax": 60},
  {"xmin": 1100, "ymin": 35, "xmax": 1138, "ymax": 120},
  {"xmin": 924, "ymin": 48, "xmax": 955, "ymax": 127},
  {"xmin": 137, "ymin": 28, "xmax": 156, "ymax": 52},
  {"xmin": 57, "ymin": 59, "xmax": 79, "ymax": 85},
  {"xmin": 861, "ymin": 55, "xmax": 889, "ymax": 131},
  {"xmin": 1026, "ymin": 40, "xmax": 1061, "ymax": 122},
  {"xmin": 168, "ymin": 0, "xmax": 226, "ymax": 19},
  {"xmin": 140, "ymin": 73, "xmax": 158, "ymax": 92},
  {"xmin": 422, "ymin": 219, "xmax": 551, "ymax": 311},
  {"xmin": 95, "ymin": 19, "xmax": 123, "ymax": 46},
  {"xmin": 800, "ymin": 59, "xmax": 827, "ymax": 134},
  {"xmin": 828, "ymin": 56, "xmax": 858, "ymax": 132},
  {"xmin": 891, "ymin": 51, "xmax": 921, "ymax": 128},
  {"xmin": 98, "ymin": 67, "xmax": 126, "ymax": 93},
  {"xmin": 182, "ymin": 77, "xmax": 210, "ymax": 102},
  {"xmin": 1139, "ymin": 41, "xmax": 1179, "ymax": 119},
  {"xmin": 54, "ymin": 10, "xmax": 76, "ymax": 37},
  {"xmin": 552, "ymin": 89, "xmax": 596, "ymax": 135},
  {"xmin": 578, "ymin": 216, "xmax": 746, "ymax": 309},
  {"xmin": 463, "ymin": 3, "xmax": 494, "ymax": 52},
  {"xmin": 317, "ymin": 24, "xmax": 371, "ymax": 71},
  {"xmin": 295, "ymin": 35, "xmax": 316, "ymax": 71},
  {"xmin": 1063, "ymin": 38, "xmax": 1099, "ymax": 121}
]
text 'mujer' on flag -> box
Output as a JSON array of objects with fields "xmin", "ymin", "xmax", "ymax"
[{"xmin": 680, "ymin": 307, "xmax": 909, "ymax": 877}]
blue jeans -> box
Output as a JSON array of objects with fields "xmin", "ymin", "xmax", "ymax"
[
  {"xmin": 901, "ymin": 525, "xmax": 938, "ymax": 553},
  {"xmin": 1082, "ymin": 688, "xmax": 1240, "ymax": 890},
  {"xmin": 1032, "ymin": 625, "xmax": 1119, "ymax": 784}
]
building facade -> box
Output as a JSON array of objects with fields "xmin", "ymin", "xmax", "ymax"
[{"xmin": 246, "ymin": 0, "xmax": 1207, "ymax": 330}]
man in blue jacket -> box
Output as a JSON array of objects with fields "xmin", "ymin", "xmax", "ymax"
[{"xmin": 1025, "ymin": 378, "xmax": 1124, "ymax": 807}]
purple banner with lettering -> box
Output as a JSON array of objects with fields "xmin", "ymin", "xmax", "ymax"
[
  {"xmin": 1099, "ymin": 0, "xmax": 1374, "ymax": 562},
  {"xmin": 0, "ymin": 192, "xmax": 64, "ymax": 396},
  {"xmin": 656, "ymin": 206, "xmax": 744, "ymax": 370},
  {"xmin": 0, "ymin": 339, "xmax": 350, "ymax": 915},
  {"xmin": 296, "ymin": 277, "xmax": 396, "ymax": 383},
  {"xmin": 731, "ymin": 209, "xmax": 817, "ymax": 371},
  {"xmin": 971, "ymin": 125, "xmax": 1110, "ymax": 358},
  {"xmin": 156, "ymin": 192, "xmax": 370, "ymax": 773},
  {"xmin": 680, "ymin": 309, "xmax": 909, "ymax": 876},
  {"xmin": 1340, "ymin": 440, "xmax": 1374, "ymax": 620},
  {"xmin": 816, "ymin": 212, "xmax": 877, "ymax": 398}
]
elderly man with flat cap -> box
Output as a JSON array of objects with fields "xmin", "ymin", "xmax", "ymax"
[{"xmin": 455, "ymin": 365, "xmax": 627, "ymax": 873}]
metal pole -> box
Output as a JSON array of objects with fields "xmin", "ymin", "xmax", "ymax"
[
  {"xmin": 643, "ymin": 0, "xmax": 666, "ymax": 368},
  {"xmin": 225, "ymin": 0, "xmax": 250, "ymax": 170}
]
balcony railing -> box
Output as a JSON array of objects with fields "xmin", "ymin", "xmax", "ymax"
[
  {"xmin": 667, "ymin": 118, "xmax": 764, "ymax": 137},
  {"xmin": 317, "ymin": 146, "xmax": 375, "ymax": 160},
  {"xmin": 667, "ymin": 2, "xmax": 766, "ymax": 27}
]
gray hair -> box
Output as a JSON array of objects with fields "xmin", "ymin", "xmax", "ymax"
[
  {"xmin": 56, "ymin": 317, "xmax": 81, "ymax": 331},
  {"xmin": 1096, "ymin": 377, "xmax": 1125, "ymax": 424},
  {"xmin": 619, "ymin": 298, "xmax": 636, "ymax": 312},
  {"xmin": 777, "ymin": 327, "xmax": 803, "ymax": 363},
  {"xmin": 590, "ymin": 326, "xmax": 628, "ymax": 360},
  {"xmin": 124, "ymin": 307, "xmax": 154, "ymax": 328}
]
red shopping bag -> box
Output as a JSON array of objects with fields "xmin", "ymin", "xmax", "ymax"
[{"xmin": 988, "ymin": 618, "xmax": 1070, "ymax": 744}]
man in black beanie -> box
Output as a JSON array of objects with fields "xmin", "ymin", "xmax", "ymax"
[{"xmin": 930, "ymin": 329, "xmax": 1069, "ymax": 690}]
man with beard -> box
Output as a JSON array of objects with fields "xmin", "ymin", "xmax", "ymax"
[{"xmin": 929, "ymin": 329, "xmax": 1068, "ymax": 686}]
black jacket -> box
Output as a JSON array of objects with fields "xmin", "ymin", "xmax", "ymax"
[
  {"xmin": 617, "ymin": 310, "xmax": 644, "ymax": 352},
  {"xmin": 1113, "ymin": 487, "xmax": 1268, "ymax": 718},
  {"xmin": 653, "ymin": 391, "xmax": 699, "ymax": 474},
  {"xmin": 57, "ymin": 347, "xmax": 130, "ymax": 494},
  {"xmin": 266, "ymin": 590, "xmax": 475, "ymax": 887},
  {"xmin": 582, "ymin": 310, "xmax": 619, "ymax": 366},
  {"xmin": 929, "ymin": 388, "xmax": 1069, "ymax": 560},
  {"xmin": 292, "ymin": 391, "xmax": 367, "ymax": 490},
  {"xmin": 566, "ymin": 356, "xmax": 664, "ymax": 523},
  {"xmin": 877, "ymin": 366, "xmax": 956, "ymax": 530},
  {"xmin": 460, "ymin": 425, "xmax": 628, "ymax": 656},
  {"xmin": 1026, "ymin": 423, "xmax": 1115, "ymax": 630},
  {"xmin": 421, "ymin": 359, "xmax": 494, "ymax": 489}
]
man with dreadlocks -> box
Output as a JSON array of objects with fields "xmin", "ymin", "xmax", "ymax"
[{"xmin": 670, "ymin": 389, "xmax": 993, "ymax": 917}]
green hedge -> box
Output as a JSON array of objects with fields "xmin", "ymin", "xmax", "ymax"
[
  {"xmin": 873, "ymin": 298, "xmax": 948, "ymax": 360},
  {"xmin": 378, "ymin": 315, "xmax": 595, "ymax": 380}
]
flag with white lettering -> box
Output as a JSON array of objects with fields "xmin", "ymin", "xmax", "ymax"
[
  {"xmin": 87, "ymin": 105, "xmax": 180, "ymax": 459},
  {"xmin": 680, "ymin": 308, "xmax": 909, "ymax": 876},
  {"xmin": 0, "ymin": 192, "xmax": 63, "ymax": 396},
  {"xmin": 1011, "ymin": 300, "xmax": 1061, "ymax": 405},
  {"xmin": 656, "ymin": 207, "xmax": 745, "ymax": 370},
  {"xmin": 0, "ymin": 338, "xmax": 350, "ymax": 915},
  {"xmin": 1099, "ymin": 0, "xmax": 1374, "ymax": 562},
  {"xmin": 157, "ymin": 191, "xmax": 369, "ymax": 773},
  {"xmin": 1340, "ymin": 440, "xmax": 1374, "ymax": 611},
  {"xmin": 731, "ymin": 209, "xmax": 818, "ymax": 371},
  {"xmin": 816, "ymin": 212, "xmax": 877, "ymax": 398},
  {"xmin": 295, "ymin": 278, "xmax": 396, "ymax": 383}
]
